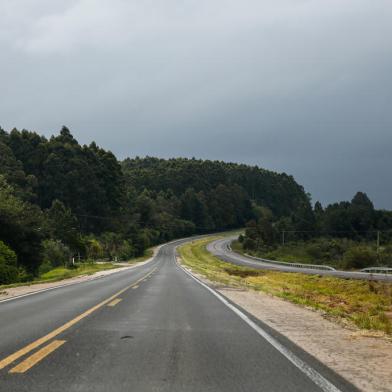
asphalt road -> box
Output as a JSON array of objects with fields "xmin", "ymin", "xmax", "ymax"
[
  {"xmin": 0, "ymin": 237, "xmax": 357, "ymax": 391},
  {"xmin": 208, "ymin": 237, "xmax": 392, "ymax": 282}
]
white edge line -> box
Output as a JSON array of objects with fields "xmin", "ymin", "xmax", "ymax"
[
  {"xmin": 0, "ymin": 255, "xmax": 157, "ymax": 304},
  {"xmin": 175, "ymin": 254, "xmax": 342, "ymax": 392}
]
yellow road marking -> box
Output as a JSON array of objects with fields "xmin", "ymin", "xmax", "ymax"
[
  {"xmin": 0, "ymin": 267, "xmax": 157, "ymax": 370},
  {"xmin": 132, "ymin": 285, "xmax": 139, "ymax": 289},
  {"xmin": 107, "ymin": 298, "xmax": 122, "ymax": 307},
  {"xmin": 9, "ymin": 340, "xmax": 66, "ymax": 374}
]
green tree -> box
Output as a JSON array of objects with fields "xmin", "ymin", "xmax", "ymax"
[
  {"xmin": 45, "ymin": 200, "xmax": 81, "ymax": 252},
  {"xmin": 0, "ymin": 176, "xmax": 44, "ymax": 274},
  {"xmin": 0, "ymin": 240, "xmax": 18, "ymax": 284},
  {"xmin": 42, "ymin": 239, "xmax": 71, "ymax": 267}
]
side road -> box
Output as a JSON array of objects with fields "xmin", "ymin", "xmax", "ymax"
[{"xmin": 208, "ymin": 237, "xmax": 392, "ymax": 282}]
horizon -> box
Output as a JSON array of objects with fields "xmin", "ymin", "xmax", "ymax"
[
  {"xmin": 1, "ymin": 124, "xmax": 380, "ymax": 210},
  {"xmin": 1, "ymin": 1, "xmax": 391, "ymax": 208}
]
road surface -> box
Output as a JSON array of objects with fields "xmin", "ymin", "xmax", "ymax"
[
  {"xmin": 208, "ymin": 237, "xmax": 392, "ymax": 282},
  {"xmin": 0, "ymin": 237, "xmax": 356, "ymax": 391}
]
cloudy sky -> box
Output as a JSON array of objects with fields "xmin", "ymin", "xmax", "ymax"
[{"xmin": 1, "ymin": 0, "xmax": 391, "ymax": 208}]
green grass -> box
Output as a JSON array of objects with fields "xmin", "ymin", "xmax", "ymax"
[
  {"xmin": 39, "ymin": 263, "xmax": 123, "ymax": 282},
  {"xmin": 0, "ymin": 263, "xmax": 125, "ymax": 290},
  {"xmin": 0, "ymin": 247, "xmax": 158, "ymax": 290},
  {"xmin": 179, "ymin": 237, "xmax": 392, "ymax": 335}
]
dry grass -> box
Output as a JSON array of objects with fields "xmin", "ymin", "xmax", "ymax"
[{"xmin": 179, "ymin": 237, "xmax": 392, "ymax": 335}]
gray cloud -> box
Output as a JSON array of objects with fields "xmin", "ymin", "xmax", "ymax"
[{"xmin": 1, "ymin": 0, "xmax": 392, "ymax": 208}]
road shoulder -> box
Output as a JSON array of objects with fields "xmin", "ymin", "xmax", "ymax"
[{"xmin": 181, "ymin": 258, "xmax": 392, "ymax": 392}]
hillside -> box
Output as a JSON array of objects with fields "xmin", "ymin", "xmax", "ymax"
[{"xmin": 0, "ymin": 126, "xmax": 310, "ymax": 283}]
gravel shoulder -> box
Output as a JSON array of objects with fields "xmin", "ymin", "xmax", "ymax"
[
  {"xmin": 219, "ymin": 288, "xmax": 392, "ymax": 392},
  {"xmin": 180, "ymin": 259, "xmax": 392, "ymax": 392}
]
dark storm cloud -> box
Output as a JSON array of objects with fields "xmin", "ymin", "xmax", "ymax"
[{"xmin": 1, "ymin": 0, "xmax": 392, "ymax": 208}]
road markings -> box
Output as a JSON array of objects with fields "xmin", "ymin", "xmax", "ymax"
[
  {"xmin": 9, "ymin": 340, "xmax": 66, "ymax": 374},
  {"xmin": 177, "ymin": 259, "xmax": 342, "ymax": 392},
  {"xmin": 107, "ymin": 298, "xmax": 122, "ymax": 307},
  {"xmin": 0, "ymin": 267, "xmax": 157, "ymax": 371}
]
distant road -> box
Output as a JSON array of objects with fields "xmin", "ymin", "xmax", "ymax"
[
  {"xmin": 0, "ymin": 236, "xmax": 356, "ymax": 391},
  {"xmin": 207, "ymin": 237, "xmax": 392, "ymax": 282}
]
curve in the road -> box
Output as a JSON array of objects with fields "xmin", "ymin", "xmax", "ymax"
[
  {"xmin": 207, "ymin": 237, "xmax": 392, "ymax": 282},
  {"xmin": 0, "ymin": 236, "xmax": 357, "ymax": 391}
]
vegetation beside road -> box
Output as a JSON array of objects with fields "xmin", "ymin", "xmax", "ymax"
[
  {"xmin": 0, "ymin": 126, "xmax": 309, "ymax": 284},
  {"xmin": 128, "ymin": 247, "xmax": 154, "ymax": 264},
  {"xmin": 0, "ymin": 247, "xmax": 155, "ymax": 290},
  {"xmin": 179, "ymin": 237, "xmax": 392, "ymax": 335},
  {"xmin": 0, "ymin": 262, "xmax": 124, "ymax": 290},
  {"xmin": 232, "ymin": 238, "xmax": 392, "ymax": 270},
  {"xmin": 2, "ymin": 126, "xmax": 392, "ymax": 285},
  {"xmin": 240, "ymin": 192, "xmax": 392, "ymax": 271}
]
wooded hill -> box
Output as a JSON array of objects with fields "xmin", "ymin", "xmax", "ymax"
[{"xmin": 0, "ymin": 126, "xmax": 310, "ymax": 283}]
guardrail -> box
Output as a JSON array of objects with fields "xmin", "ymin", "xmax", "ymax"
[
  {"xmin": 226, "ymin": 241, "xmax": 336, "ymax": 271},
  {"xmin": 360, "ymin": 267, "xmax": 392, "ymax": 274}
]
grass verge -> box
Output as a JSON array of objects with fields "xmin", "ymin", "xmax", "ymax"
[
  {"xmin": 39, "ymin": 263, "xmax": 124, "ymax": 282},
  {"xmin": 179, "ymin": 237, "xmax": 392, "ymax": 335},
  {"xmin": 0, "ymin": 248, "xmax": 157, "ymax": 291},
  {"xmin": 0, "ymin": 263, "xmax": 125, "ymax": 290}
]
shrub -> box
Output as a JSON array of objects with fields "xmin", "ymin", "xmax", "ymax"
[
  {"xmin": 0, "ymin": 264, "xmax": 19, "ymax": 284},
  {"xmin": 0, "ymin": 240, "xmax": 17, "ymax": 266},
  {"xmin": 118, "ymin": 240, "xmax": 135, "ymax": 261},
  {"xmin": 38, "ymin": 260, "xmax": 53, "ymax": 275},
  {"xmin": 243, "ymin": 237, "xmax": 256, "ymax": 251},
  {"xmin": 0, "ymin": 241, "xmax": 18, "ymax": 284},
  {"xmin": 305, "ymin": 243, "xmax": 324, "ymax": 260},
  {"xmin": 42, "ymin": 239, "xmax": 71, "ymax": 267},
  {"xmin": 343, "ymin": 246, "xmax": 378, "ymax": 269}
]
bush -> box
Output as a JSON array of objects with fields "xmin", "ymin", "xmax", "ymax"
[
  {"xmin": 0, "ymin": 240, "xmax": 17, "ymax": 266},
  {"xmin": 17, "ymin": 268, "xmax": 33, "ymax": 283},
  {"xmin": 86, "ymin": 238, "xmax": 104, "ymax": 261},
  {"xmin": 243, "ymin": 237, "xmax": 256, "ymax": 251},
  {"xmin": 118, "ymin": 240, "xmax": 135, "ymax": 261},
  {"xmin": 305, "ymin": 243, "xmax": 324, "ymax": 260},
  {"xmin": 42, "ymin": 239, "xmax": 71, "ymax": 267},
  {"xmin": 0, "ymin": 241, "xmax": 18, "ymax": 284},
  {"xmin": 343, "ymin": 246, "xmax": 378, "ymax": 269},
  {"xmin": 38, "ymin": 260, "xmax": 53, "ymax": 275},
  {"xmin": 0, "ymin": 264, "xmax": 19, "ymax": 285}
]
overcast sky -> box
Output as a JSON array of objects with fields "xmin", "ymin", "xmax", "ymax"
[{"xmin": 1, "ymin": 0, "xmax": 391, "ymax": 208}]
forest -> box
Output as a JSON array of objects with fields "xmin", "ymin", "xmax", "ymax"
[
  {"xmin": 0, "ymin": 126, "xmax": 310, "ymax": 284},
  {"xmin": 240, "ymin": 192, "xmax": 392, "ymax": 269}
]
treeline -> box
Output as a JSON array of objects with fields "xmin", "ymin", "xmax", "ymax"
[
  {"xmin": 241, "ymin": 192, "xmax": 392, "ymax": 268},
  {"xmin": 0, "ymin": 126, "xmax": 310, "ymax": 283}
]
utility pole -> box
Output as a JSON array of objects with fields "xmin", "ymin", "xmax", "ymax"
[
  {"xmin": 282, "ymin": 231, "xmax": 285, "ymax": 246},
  {"xmin": 376, "ymin": 230, "xmax": 380, "ymax": 254}
]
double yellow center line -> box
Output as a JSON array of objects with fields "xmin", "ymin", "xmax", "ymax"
[{"xmin": 0, "ymin": 266, "xmax": 156, "ymax": 373}]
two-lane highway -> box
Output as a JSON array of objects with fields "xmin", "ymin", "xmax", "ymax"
[{"xmin": 0, "ymin": 238, "xmax": 356, "ymax": 391}]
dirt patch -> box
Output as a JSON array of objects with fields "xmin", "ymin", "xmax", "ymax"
[{"xmin": 219, "ymin": 288, "xmax": 392, "ymax": 392}]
